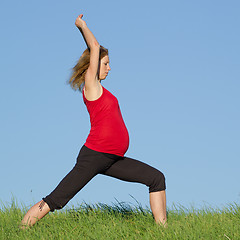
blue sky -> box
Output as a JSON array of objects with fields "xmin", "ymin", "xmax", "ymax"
[{"xmin": 0, "ymin": 0, "xmax": 239, "ymax": 210}]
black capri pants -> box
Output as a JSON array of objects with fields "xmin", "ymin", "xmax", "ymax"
[{"xmin": 43, "ymin": 145, "xmax": 166, "ymax": 211}]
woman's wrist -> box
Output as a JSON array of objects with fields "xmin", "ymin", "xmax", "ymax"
[{"xmin": 77, "ymin": 22, "xmax": 87, "ymax": 30}]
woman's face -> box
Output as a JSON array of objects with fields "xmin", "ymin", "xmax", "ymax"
[{"xmin": 99, "ymin": 55, "xmax": 111, "ymax": 80}]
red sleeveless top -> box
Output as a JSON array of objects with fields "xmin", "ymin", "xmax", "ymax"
[{"xmin": 83, "ymin": 86, "xmax": 129, "ymax": 157}]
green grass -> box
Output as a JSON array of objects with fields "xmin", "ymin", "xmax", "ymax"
[{"xmin": 0, "ymin": 199, "xmax": 239, "ymax": 240}]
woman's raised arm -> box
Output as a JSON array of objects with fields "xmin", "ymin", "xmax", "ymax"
[{"xmin": 75, "ymin": 14, "xmax": 100, "ymax": 91}]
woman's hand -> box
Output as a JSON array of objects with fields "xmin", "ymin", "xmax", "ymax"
[{"xmin": 75, "ymin": 14, "xmax": 87, "ymax": 29}]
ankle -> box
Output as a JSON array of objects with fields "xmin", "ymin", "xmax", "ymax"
[{"xmin": 155, "ymin": 217, "xmax": 167, "ymax": 227}]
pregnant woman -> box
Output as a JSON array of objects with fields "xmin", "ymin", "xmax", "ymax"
[{"xmin": 21, "ymin": 14, "xmax": 167, "ymax": 227}]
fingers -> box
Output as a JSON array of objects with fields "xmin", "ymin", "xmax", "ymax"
[
  {"xmin": 75, "ymin": 14, "xmax": 85, "ymax": 28},
  {"xmin": 75, "ymin": 14, "xmax": 83, "ymax": 23}
]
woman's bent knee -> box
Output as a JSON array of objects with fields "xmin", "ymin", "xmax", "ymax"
[{"xmin": 149, "ymin": 171, "xmax": 166, "ymax": 193}]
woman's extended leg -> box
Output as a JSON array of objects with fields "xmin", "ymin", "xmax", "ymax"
[
  {"xmin": 102, "ymin": 156, "xmax": 167, "ymax": 226},
  {"xmin": 21, "ymin": 200, "xmax": 50, "ymax": 228},
  {"xmin": 21, "ymin": 146, "xmax": 117, "ymax": 228}
]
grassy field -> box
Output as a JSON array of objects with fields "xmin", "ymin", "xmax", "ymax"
[{"xmin": 0, "ymin": 200, "xmax": 239, "ymax": 240}]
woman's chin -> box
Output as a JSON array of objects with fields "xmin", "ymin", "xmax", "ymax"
[{"xmin": 100, "ymin": 76, "xmax": 107, "ymax": 81}]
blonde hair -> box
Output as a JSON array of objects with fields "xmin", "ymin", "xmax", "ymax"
[{"xmin": 69, "ymin": 46, "xmax": 108, "ymax": 92}]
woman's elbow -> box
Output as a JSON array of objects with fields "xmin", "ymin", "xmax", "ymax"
[{"xmin": 90, "ymin": 41, "xmax": 100, "ymax": 50}]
